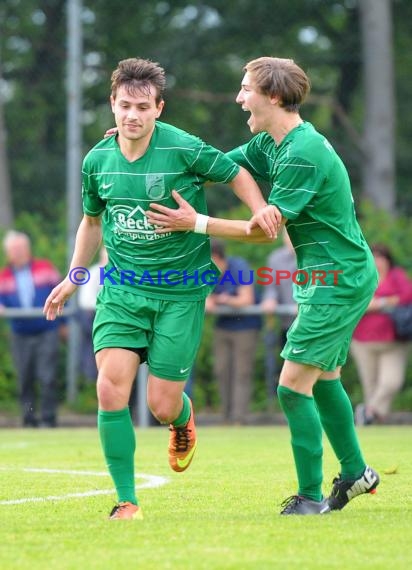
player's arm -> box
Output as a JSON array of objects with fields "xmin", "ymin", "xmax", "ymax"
[
  {"xmin": 228, "ymin": 167, "xmax": 280, "ymax": 239},
  {"xmin": 147, "ymin": 190, "xmax": 284, "ymax": 243},
  {"xmin": 43, "ymin": 215, "xmax": 103, "ymax": 320}
]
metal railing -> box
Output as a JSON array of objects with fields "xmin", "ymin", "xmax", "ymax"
[{"xmin": 0, "ymin": 303, "xmax": 297, "ymax": 427}]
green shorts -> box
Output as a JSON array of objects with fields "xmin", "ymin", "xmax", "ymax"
[
  {"xmin": 93, "ymin": 286, "xmax": 206, "ymax": 381},
  {"xmin": 281, "ymin": 294, "xmax": 372, "ymax": 371}
]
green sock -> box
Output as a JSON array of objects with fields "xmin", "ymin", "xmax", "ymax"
[
  {"xmin": 277, "ymin": 386, "xmax": 323, "ymax": 501},
  {"xmin": 172, "ymin": 392, "xmax": 191, "ymax": 427},
  {"xmin": 98, "ymin": 407, "xmax": 137, "ymax": 504},
  {"xmin": 313, "ymin": 379, "xmax": 366, "ymax": 479}
]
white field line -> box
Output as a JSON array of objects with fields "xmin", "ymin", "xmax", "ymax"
[
  {"xmin": 0, "ymin": 467, "xmax": 170, "ymax": 505},
  {"xmin": 0, "ymin": 442, "xmax": 30, "ymax": 449}
]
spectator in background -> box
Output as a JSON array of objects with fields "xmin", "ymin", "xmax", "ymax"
[
  {"xmin": 0, "ymin": 231, "xmax": 64, "ymax": 427},
  {"xmin": 260, "ymin": 228, "xmax": 297, "ymax": 393},
  {"xmin": 351, "ymin": 244, "xmax": 412, "ymax": 425},
  {"xmin": 77, "ymin": 246, "xmax": 108, "ymax": 383},
  {"xmin": 206, "ymin": 240, "xmax": 262, "ymax": 424}
]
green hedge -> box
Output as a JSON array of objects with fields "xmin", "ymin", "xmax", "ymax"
[{"xmin": 0, "ymin": 201, "xmax": 411, "ymax": 413}]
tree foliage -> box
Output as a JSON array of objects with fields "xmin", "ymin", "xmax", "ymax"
[
  {"xmin": 1, "ymin": 0, "xmax": 411, "ymax": 227},
  {"xmin": 1, "ymin": 0, "xmax": 412, "ymax": 410}
]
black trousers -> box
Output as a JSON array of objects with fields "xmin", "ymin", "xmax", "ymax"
[{"xmin": 11, "ymin": 330, "xmax": 59, "ymax": 425}]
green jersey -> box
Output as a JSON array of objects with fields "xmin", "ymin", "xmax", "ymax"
[
  {"xmin": 82, "ymin": 121, "xmax": 239, "ymax": 300},
  {"xmin": 228, "ymin": 122, "xmax": 377, "ymax": 304}
]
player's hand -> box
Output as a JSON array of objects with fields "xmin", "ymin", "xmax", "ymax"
[
  {"xmin": 146, "ymin": 190, "xmax": 197, "ymax": 233},
  {"xmin": 104, "ymin": 126, "xmax": 118, "ymax": 138},
  {"xmin": 43, "ymin": 278, "xmax": 78, "ymax": 321},
  {"xmin": 246, "ymin": 205, "xmax": 282, "ymax": 239}
]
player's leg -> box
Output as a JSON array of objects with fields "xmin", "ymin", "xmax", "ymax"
[
  {"xmin": 313, "ymin": 371, "xmax": 379, "ymax": 511},
  {"xmin": 315, "ymin": 368, "xmax": 367, "ymax": 475},
  {"xmin": 93, "ymin": 287, "xmax": 151, "ymax": 520},
  {"xmin": 278, "ymin": 304, "xmax": 342, "ymax": 514},
  {"xmin": 277, "ymin": 300, "xmax": 377, "ymax": 515},
  {"xmin": 147, "ymin": 375, "xmax": 197, "ymax": 472},
  {"xmin": 311, "ymin": 295, "xmax": 380, "ymax": 510},
  {"xmin": 277, "ymin": 359, "xmax": 329, "ymax": 515},
  {"xmin": 147, "ymin": 299, "xmax": 205, "ymax": 472},
  {"xmin": 96, "ymin": 347, "xmax": 141, "ymax": 520}
]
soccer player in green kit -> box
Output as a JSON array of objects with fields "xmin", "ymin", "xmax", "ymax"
[
  {"xmin": 148, "ymin": 57, "xmax": 380, "ymax": 515},
  {"xmin": 43, "ymin": 57, "xmax": 278, "ymax": 520}
]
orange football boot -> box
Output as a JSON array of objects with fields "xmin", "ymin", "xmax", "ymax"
[
  {"xmin": 168, "ymin": 400, "xmax": 197, "ymax": 472},
  {"xmin": 109, "ymin": 502, "xmax": 143, "ymax": 520}
]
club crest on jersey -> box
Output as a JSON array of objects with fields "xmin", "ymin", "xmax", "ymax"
[{"xmin": 145, "ymin": 174, "xmax": 166, "ymax": 199}]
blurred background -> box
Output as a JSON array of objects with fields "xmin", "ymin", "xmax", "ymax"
[{"xmin": 0, "ymin": 0, "xmax": 411, "ymax": 419}]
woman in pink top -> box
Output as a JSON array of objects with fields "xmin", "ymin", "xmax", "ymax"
[{"xmin": 351, "ymin": 244, "xmax": 412, "ymax": 424}]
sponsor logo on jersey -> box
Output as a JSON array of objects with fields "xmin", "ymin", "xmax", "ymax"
[
  {"xmin": 145, "ymin": 174, "xmax": 166, "ymax": 199},
  {"xmin": 110, "ymin": 204, "xmax": 170, "ymax": 241}
]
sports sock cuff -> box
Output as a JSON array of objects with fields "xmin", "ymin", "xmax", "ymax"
[
  {"xmin": 172, "ymin": 392, "xmax": 191, "ymax": 427},
  {"xmin": 313, "ymin": 378, "xmax": 341, "ymax": 395},
  {"xmin": 277, "ymin": 385, "xmax": 313, "ymax": 401},
  {"xmin": 98, "ymin": 407, "xmax": 131, "ymax": 420}
]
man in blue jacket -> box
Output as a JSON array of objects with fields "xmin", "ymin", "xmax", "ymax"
[{"xmin": 0, "ymin": 231, "xmax": 63, "ymax": 427}]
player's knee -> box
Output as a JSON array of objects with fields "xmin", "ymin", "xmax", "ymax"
[
  {"xmin": 148, "ymin": 404, "xmax": 169, "ymax": 424},
  {"xmin": 97, "ymin": 376, "xmax": 127, "ymax": 410},
  {"xmin": 147, "ymin": 398, "xmax": 175, "ymax": 424}
]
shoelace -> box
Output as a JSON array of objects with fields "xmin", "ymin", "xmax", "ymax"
[
  {"xmin": 170, "ymin": 425, "xmax": 191, "ymax": 452},
  {"xmin": 280, "ymin": 495, "xmax": 302, "ymax": 513},
  {"xmin": 110, "ymin": 503, "xmax": 129, "ymax": 517}
]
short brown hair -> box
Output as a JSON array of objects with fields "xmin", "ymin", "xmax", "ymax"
[
  {"xmin": 371, "ymin": 244, "xmax": 395, "ymax": 268},
  {"xmin": 244, "ymin": 57, "xmax": 310, "ymax": 112},
  {"xmin": 211, "ymin": 239, "xmax": 226, "ymax": 260},
  {"xmin": 111, "ymin": 58, "xmax": 166, "ymax": 104}
]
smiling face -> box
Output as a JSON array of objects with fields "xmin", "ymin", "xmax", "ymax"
[
  {"xmin": 235, "ymin": 71, "xmax": 276, "ymax": 134},
  {"xmin": 110, "ymin": 84, "xmax": 164, "ymax": 144}
]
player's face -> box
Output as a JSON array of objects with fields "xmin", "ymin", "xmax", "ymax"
[
  {"xmin": 236, "ymin": 72, "xmax": 275, "ymax": 134},
  {"xmin": 110, "ymin": 84, "xmax": 164, "ymax": 142}
]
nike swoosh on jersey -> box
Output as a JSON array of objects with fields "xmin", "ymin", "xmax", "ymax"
[
  {"xmin": 102, "ymin": 182, "xmax": 114, "ymax": 189},
  {"xmin": 292, "ymin": 348, "xmax": 307, "ymax": 354},
  {"xmin": 179, "ymin": 367, "xmax": 191, "ymax": 374}
]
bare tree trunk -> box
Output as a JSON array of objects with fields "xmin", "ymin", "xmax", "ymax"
[
  {"xmin": 0, "ymin": 92, "xmax": 14, "ymax": 229},
  {"xmin": 359, "ymin": 0, "xmax": 395, "ymax": 213}
]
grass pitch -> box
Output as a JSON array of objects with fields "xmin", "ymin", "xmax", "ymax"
[{"xmin": 0, "ymin": 425, "xmax": 411, "ymax": 570}]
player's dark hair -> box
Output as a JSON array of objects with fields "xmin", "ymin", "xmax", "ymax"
[
  {"xmin": 211, "ymin": 239, "xmax": 226, "ymax": 260},
  {"xmin": 111, "ymin": 58, "xmax": 166, "ymax": 104},
  {"xmin": 244, "ymin": 57, "xmax": 310, "ymax": 112},
  {"xmin": 371, "ymin": 244, "xmax": 395, "ymax": 268}
]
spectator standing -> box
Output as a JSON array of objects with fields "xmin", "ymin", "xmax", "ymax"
[
  {"xmin": 351, "ymin": 244, "xmax": 412, "ymax": 425},
  {"xmin": 0, "ymin": 231, "xmax": 63, "ymax": 427},
  {"xmin": 206, "ymin": 240, "xmax": 261, "ymax": 424},
  {"xmin": 260, "ymin": 229, "xmax": 297, "ymax": 392}
]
